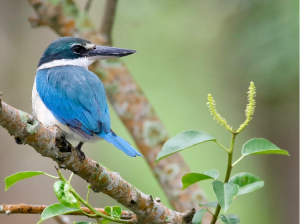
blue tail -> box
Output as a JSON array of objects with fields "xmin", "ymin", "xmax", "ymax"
[{"xmin": 99, "ymin": 132, "xmax": 142, "ymax": 157}]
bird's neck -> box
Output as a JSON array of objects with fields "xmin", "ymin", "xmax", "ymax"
[{"xmin": 37, "ymin": 57, "xmax": 95, "ymax": 71}]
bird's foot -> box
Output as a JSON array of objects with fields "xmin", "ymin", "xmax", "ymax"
[
  {"xmin": 75, "ymin": 142, "xmax": 85, "ymax": 161},
  {"xmin": 56, "ymin": 136, "xmax": 71, "ymax": 152}
]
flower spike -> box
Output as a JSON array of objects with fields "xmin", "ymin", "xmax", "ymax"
[
  {"xmin": 207, "ymin": 94, "xmax": 234, "ymax": 133},
  {"xmin": 236, "ymin": 82, "xmax": 256, "ymax": 133}
]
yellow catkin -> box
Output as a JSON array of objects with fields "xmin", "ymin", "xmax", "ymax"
[
  {"xmin": 236, "ymin": 82, "xmax": 256, "ymax": 133},
  {"xmin": 207, "ymin": 94, "xmax": 234, "ymax": 133}
]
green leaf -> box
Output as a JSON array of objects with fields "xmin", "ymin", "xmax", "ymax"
[
  {"xmin": 242, "ymin": 138, "xmax": 289, "ymax": 156},
  {"xmin": 101, "ymin": 219, "xmax": 112, "ymax": 224},
  {"xmin": 199, "ymin": 201, "xmax": 218, "ymax": 208},
  {"xmin": 155, "ymin": 130, "xmax": 216, "ymax": 164},
  {"xmin": 192, "ymin": 209, "xmax": 206, "ymax": 224},
  {"xmin": 104, "ymin": 206, "xmax": 122, "ymax": 219},
  {"xmin": 212, "ymin": 181, "xmax": 239, "ymax": 212},
  {"xmin": 111, "ymin": 206, "xmax": 122, "ymax": 218},
  {"xmin": 105, "ymin": 206, "xmax": 111, "ymax": 215},
  {"xmin": 37, "ymin": 203, "xmax": 81, "ymax": 224},
  {"xmin": 77, "ymin": 198, "xmax": 81, "ymax": 208},
  {"xmin": 53, "ymin": 181, "xmax": 79, "ymax": 208},
  {"xmin": 182, "ymin": 169, "xmax": 219, "ymax": 190},
  {"xmin": 5, "ymin": 171, "xmax": 45, "ymax": 191},
  {"xmin": 220, "ymin": 214, "xmax": 240, "ymax": 224},
  {"xmin": 75, "ymin": 222, "xmax": 95, "ymax": 224},
  {"xmin": 229, "ymin": 172, "xmax": 264, "ymax": 195}
]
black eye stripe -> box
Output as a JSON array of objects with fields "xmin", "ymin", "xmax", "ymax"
[{"xmin": 72, "ymin": 45, "xmax": 86, "ymax": 54}]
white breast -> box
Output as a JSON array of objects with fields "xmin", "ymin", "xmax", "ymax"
[{"xmin": 32, "ymin": 78, "xmax": 100, "ymax": 143}]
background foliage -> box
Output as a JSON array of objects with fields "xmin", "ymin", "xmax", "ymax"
[{"xmin": 0, "ymin": 1, "xmax": 298, "ymax": 224}]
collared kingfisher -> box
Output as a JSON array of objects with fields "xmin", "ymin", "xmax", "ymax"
[{"xmin": 32, "ymin": 37, "xmax": 142, "ymax": 159}]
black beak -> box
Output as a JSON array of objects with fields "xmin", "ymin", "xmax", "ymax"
[{"xmin": 85, "ymin": 45, "xmax": 136, "ymax": 60}]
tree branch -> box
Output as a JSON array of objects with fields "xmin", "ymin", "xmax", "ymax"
[
  {"xmin": 0, "ymin": 204, "xmax": 134, "ymax": 219},
  {"xmin": 84, "ymin": 0, "xmax": 93, "ymax": 12},
  {"xmin": 28, "ymin": 0, "xmax": 76, "ymax": 36},
  {"xmin": 0, "ymin": 100, "xmax": 195, "ymax": 224},
  {"xmin": 26, "ymin": 1, "xmax": 210, "ymax": 218},
  {"xmin": 99, "ymin": 0, "xmax": 118, "ymax": 46}
]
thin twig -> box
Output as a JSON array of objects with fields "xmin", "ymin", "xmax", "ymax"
[
  {"xmin": 215, "ymin": 140, "xmax": 229, "ymax": 153},
  {"xmin": 85, "ymin": 0, "xmax": 93, "ymax": 12},
  {"xmin": 0, "ymin": 92, "xmax": 2, "ymax": 110},
  {"xmin": 232, "ymin": 155, "xmax": 244, "ymax": 167},
  {"xmin": 99, "ymin": 0, "xmax": 118, "ymax": 45},
  {"xmin": 0, "ymin": 204, "xmax": 133, "ymax": 219}
]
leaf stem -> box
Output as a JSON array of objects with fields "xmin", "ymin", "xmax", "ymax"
[
  {"xmin": 86, "ymin": 185, "xmax": 91, "ymax": 204},
  {"xmin": 206, "ymin": 209, "xmax": 214, "ymax": 216},
  {"xmin": 44, "ymin": 173, "xmax": 60, "ymax": 179},
  {"xmin": 70, "ymin": 189, "xmax": 130, "ymax": 223},
  {"xmin": 215, "ymin": 141, "xmax": 229, "ymax": 153},
  {"xmin": 80, "ymin": 209, "xmax": 97, "ymax": 217},
  {"xmin": 232, "ymin": 155, "xmax": 245, "ymax": 167},
  {"xmin": 57, "ymin": 170, "xmax": 68, "ymax": 183},
  {"xmin": 69, "ymin": 172, "xmax": 74, "ymax": 183},
  {"xmin": 210, "ymin": 133, "xmax": 237, "ymax": 224}
]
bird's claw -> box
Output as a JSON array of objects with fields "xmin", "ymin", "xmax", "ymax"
[
  {"xmin": 75, "ymin": 142, "xmax": 85, "ymax": 161},
  {"xmin": 57, "ymin": 136, "xmax": 71, "ymax": 152},
  {"xmin": 75, "ymin": 147, "xmax": 85, "ymax": 161}
]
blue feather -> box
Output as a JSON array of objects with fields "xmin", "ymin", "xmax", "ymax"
[
  {"xmin": 35, "ymin": 65, "xmax": 142, "ymax": 157},
  {"xmin": 36, "ymin": 65, "xmax": 110, "ymax": 135},
  {"xmin": 99, "ymin": 132, "xmax": 142, "ymax": 157}
]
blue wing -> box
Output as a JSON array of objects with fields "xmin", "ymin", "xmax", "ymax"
[
  {"xmin": 36, "ymin": 65, "xmax": 142, "ymax": 157},
  {"xmin": 36, "ymin": 65, "xmax": 111, "ymax": 139}
]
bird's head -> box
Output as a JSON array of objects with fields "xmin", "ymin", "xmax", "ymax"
[{"xmin": 37, "ymin": 37, "xmax": 136, "ymax": 70}]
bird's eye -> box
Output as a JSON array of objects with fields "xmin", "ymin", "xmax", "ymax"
[{"xmin": 72, "ymin": 45, "xmax": 86, "ymax": 54}]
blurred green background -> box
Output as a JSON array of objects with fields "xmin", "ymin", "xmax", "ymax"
[{"xmin": 0, "ymin": 1, "xmax": 298, "ymax": 224}]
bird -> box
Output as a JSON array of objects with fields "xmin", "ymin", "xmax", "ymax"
[{"xmin": 32, "ymin": 37, "xmax": 142, "ymax": 159}]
